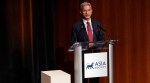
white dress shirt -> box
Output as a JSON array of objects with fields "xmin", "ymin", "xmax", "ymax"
[{"xmin": 83, "ymin": 19, "xmax": 93, "ymax": 35}]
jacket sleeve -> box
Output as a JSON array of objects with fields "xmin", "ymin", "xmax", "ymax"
[{"xmin": 70, "ymin": 25, "xmax": 77, "ymax": 45}]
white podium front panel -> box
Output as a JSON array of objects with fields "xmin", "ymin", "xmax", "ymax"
[{"xmin": 84, "ymin": 52, "xmax": 108, "ymax": 78}]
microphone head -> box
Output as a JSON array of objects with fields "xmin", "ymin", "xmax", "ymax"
[{"xmin": 97, "ymin": 24, "xmax": 106, "ymax": 32}]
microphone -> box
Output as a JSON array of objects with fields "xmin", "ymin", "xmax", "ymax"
[
  {"xmin": 97, "ymin": 24, "xmax": 106, "ymax": 32},
  {"xmin": 97, "ymin": 24, "xmax": 119, "ymax": 43},
  {"xmin": 97, "ymin": 24, "xmax": 111, "ymax": 41}
]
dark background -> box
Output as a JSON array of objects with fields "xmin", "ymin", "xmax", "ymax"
[{"xmin": 1, "ymin": 0, "xmax": 150, "ymax": 83}]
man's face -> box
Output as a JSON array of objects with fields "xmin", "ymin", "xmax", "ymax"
[{"xmin": 81, "ymin": 5, "xmax": 92, "ymax": 20}]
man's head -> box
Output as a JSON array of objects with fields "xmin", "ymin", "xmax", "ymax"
[{"xmin": 80, "ymin": 2, "xmax": 93, "ymax": 21}]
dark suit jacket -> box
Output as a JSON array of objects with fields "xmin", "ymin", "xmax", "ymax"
[{"xmin": 71, "ymin": 19, "xmax": 105, "ymax": 45}]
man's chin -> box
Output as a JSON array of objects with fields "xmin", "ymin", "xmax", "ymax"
[{"xmin": 84, "ymin": 17, "xmax": 91, "ymax": 20}]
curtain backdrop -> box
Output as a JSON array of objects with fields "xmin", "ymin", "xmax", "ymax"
[
  {"xmin": 0, "ymin": 0, "xmax": 55, "ymax": 83},
  {"xmin": 1, "ymin": 0, "xmax": 150, "ymax": 83},
  {"xmin": 55, "ymin": 0, "xmax": 150, "ymax": 83}
]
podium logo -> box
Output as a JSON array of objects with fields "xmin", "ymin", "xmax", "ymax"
[
  {"xmin": 86, "ymin": 62, "xmax": 94, "ymax": 69},
  {"xmin": 86, "ymin": 61, "xmax": 107, "ymax": 70}
]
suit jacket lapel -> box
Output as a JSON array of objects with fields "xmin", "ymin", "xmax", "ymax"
[
  {"xmin": 80, "ymin": 20, "xmax": 89, "ymax": 41},
  {"xmin": 91, "ymin": 20, "xmax": 98, "ymax": 42}
]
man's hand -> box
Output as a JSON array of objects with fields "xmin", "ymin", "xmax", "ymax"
[{"xmin": 88, "ymin": 43, "xmax": 94, "ymax": 48}]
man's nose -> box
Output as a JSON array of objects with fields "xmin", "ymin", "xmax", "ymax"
[{"xmin": 86, "ymin": 11, "xmax": 88, "ymax": 14}]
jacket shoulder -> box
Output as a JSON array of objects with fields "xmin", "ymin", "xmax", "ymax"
[
  {"xmin": 72, "ymin": 21, "xmax": 83, "ymax": 28},
  {"xmin": 92, "ymin": 19, "xmax": 101, "ymax": 25}
]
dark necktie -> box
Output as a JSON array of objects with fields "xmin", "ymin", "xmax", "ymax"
[{"xmin": 87, "ymin": 22, "xmax": 93, "ymax": 42}]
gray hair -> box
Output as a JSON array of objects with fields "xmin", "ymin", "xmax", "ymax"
[{"xmin": 80, "ymin": 2, "xmax": 92, "ymax": 10}]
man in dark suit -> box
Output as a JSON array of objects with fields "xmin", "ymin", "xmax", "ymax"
[
  {"xmin": 71, "ymin": 2, "xmax": 105, "ymax": 45},
  {"xmin": 71, "ymin": 2, "xmax": 105, "ymax": 83}
]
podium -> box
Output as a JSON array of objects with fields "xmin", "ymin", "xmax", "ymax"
[{"xmin": 68, "ymin": 40, "xmax": 118, "ymax": 83}]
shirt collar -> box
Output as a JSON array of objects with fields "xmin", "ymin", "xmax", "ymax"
[{"xmin": 83, "ymin": 19, "xmax": 92, "ymax": 25}]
